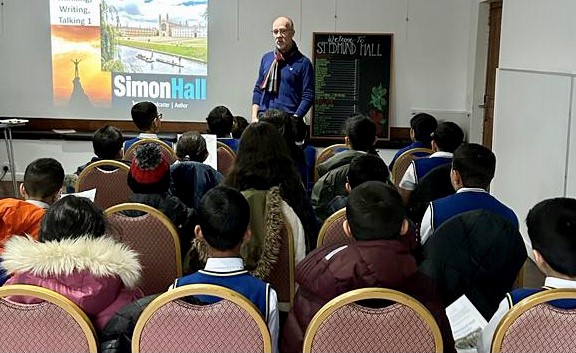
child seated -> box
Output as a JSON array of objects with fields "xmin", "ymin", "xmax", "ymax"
[
  {"xmin": 206, "ymin": 105, "xmax": 239, "ymax": 151},
  {"xmin": 477, "ymin": 197, "xmax": 576, "ymax": 353},
  {"xmin": 232, "ymin": 115, "xmax": 249, "ymax": 139},
  {"xmin": 281, "ymin": 181, "xmax": 455, "ymax": 353},
  {"xmin": 170, "ymin": 131, "xmax": 223, "ymax": 210},
  {"xmin": 0, "ymin": 158, "xmax": 64, "ymax": 250},
  {"xmin": 124, "ymin": 101, "xmax": 173, "ymax": 151},
  {"xmin": 170, "ymin": 186, "xmax": 279, "ymax": 352},
  {"xmin": 76, "ymin": 125, "xmax": 130, "ymax": 175},
  {"xmin": 389, "ymin": 113, "xmax": 437, "ymax": 171},
  {"xmin": 127, "ymin": 143, "xmax": 196, "ymax": 256},
  {"xmin": 2, "ymin": 195, "xmax": 143, "ymax": 332}
]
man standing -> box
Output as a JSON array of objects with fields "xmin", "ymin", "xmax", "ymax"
[{"xmin": 252, "ymin": 16, "xmax": 314, "ymax": 123}]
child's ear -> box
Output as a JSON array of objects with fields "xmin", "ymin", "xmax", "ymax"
[
  {"xmin": 533, "ymin": 249, "xmax": 549, "ymax": 274},
  {"xmin": 194, "ymin": 225, "xmax": 204, "ymax": 241},
  {"xmin": 399, "ymin": 219, "xmax": 409, "ymax": 236},
  {"xmin": 243, "ymin": 228, "xmax": 252, "ymax": 243},
  {"xmin": 19, "ymin": 183, "xmax": 28, "ymax": 199},
  {"xmin": 345, "ymin": 181, "xmax": 351, "ymax": 193},
  {"xmin": 342, "ymin": 219, "xmax": 353, "ymax": 238},
  {"xmin": 344, "ymin": 136, "xmax": 351, "ymax": 147}
]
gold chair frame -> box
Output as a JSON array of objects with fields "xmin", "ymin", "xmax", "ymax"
[
  {"xmin": 303, "ymin": 287, "xmax": 443, "ymax": 353},
  {"xmin": 314, "ymin": 143, "xmax": 348, "ymax": 182},
  {"xmin": 75, "ymin": 159, "xmax": 130, "ymax": 192},
  {"xmin": 132, "ymin": 283, "xmax": 272, "ymax": 353},
  {"xmin": 104, "ymin": 202, "xmax": 183, "ymax": 278},
  {"xmin": 491, "ymin": 288, "xmax": 576, "ymax": 353},
  {"xmin": 216, "ymin": 141, "xmax": 237, "ymax": 157},
  {"xmin": 0, "ymin": 284, "xmax": 98, "ymax": 353},
  {"xmin": 124, "ymin": 138, "xmax": 176, "ymax": 163},
  {"xmin": 316, "ymin": 208, "xmax": 348, "ymax": 248},
  {"xmin": 391, "ymin": 147, "xmax": 433, "ymax": 187},
  {"xmin": 275, "ymin": 212, "xmax": 296, "ymax": 311}
]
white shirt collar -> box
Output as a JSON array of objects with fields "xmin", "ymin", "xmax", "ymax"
[
  {"xmin": 429, "ymin": 151, "xmax": 453, "ymax": 158},
  {"xmin": 456, "ymin": 187, "xmax": 488, "ymax": 194},
  {"xmin": 204, "ymin": 257, "xmax": 245, "ymax": 273},
  {"xmin": 544, "ymin": 277, "xmax": 576, "ymax": 289},
  {"xmin": 26, "ymin": 199, "xmax": 50, "ymax": 209},
  {"xmin": 138, "ymin": 133, "xmax": 159, "ymax": 139}
]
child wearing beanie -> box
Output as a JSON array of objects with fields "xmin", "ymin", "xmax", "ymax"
[{"xmin": 127, "ymin": 143, "xmax": 196, "ymax": 256}]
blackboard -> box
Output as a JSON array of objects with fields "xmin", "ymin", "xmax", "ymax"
[{"xmin": 311, "ymin": 33, "xmax": 392, "ymax": 140}]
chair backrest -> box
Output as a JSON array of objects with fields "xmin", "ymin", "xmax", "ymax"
[
  {"xmin": 492, "ymin": 289, "xmax": 576, "ymax": 353},
  {"xmin": 317, "ymin": 208, "xmax": 351, "ymax": 248},
  {"xmin": 124, "ymin": 138, "xmax": 177, "ymax": 164},
  {"xmin": 105, "ymin": 203, "xmax": 182, "ymax": 296},
  {"xmin": 0, "ymin": 284, "xmax": 98, "ymax": 353},
  {"xmin": 303, "ymin": 287, "xmax": 443, "ymax": 353},
  {"xmin": 391, "ymin": 147, "xmax": 433, "ymax": 188},
  {"xmin": 76, "ymin": 160, "xmax": 132, "ymax": 210},
  {"xmin": 216, "ymin": 141, "xmax": 236, "ymax": 176},
  {"xmin": 266, "ymin": 212, "xmax": 295, "ymax": 312},
  {"xmin": 132, "ymin": 284, "xmax": 272, "ymax": 353},
  {"xmin": 314, "ymin": 144, "xmax": 349, "ymax": 181}
]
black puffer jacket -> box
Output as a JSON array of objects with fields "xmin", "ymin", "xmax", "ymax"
[{"xmin": 419, "ymin": 209, "xmax": 527, "ymax": 320}]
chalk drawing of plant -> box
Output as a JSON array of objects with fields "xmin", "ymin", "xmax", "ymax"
[{"xmin": 369, "ymin": 83, "xmax": 387, "ymax": 112}]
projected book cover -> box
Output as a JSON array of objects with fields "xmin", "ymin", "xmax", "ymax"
[{"xmin": 49, "ymin": 0, "xmax": 208, "ymax": 110}]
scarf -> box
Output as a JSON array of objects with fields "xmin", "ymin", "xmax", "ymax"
[{"xmin": 260, "ymin": 42, "xmax": 298, "ymax": 94}]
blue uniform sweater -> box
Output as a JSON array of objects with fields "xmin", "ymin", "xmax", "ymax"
[
  {"xmin": 508, "ymin": 287, "xmax": 576, "ymax": 309},
  {"xmin": 413, "ymin": 156, "xmax": 452, "ymax": 183},
  {"xmin": 252, "ymin": 49, "xmax": 314, "ymax": 118},
  {"xmin": 389, "ymin": 141, "xmax": 430, "ymax": 171},
  {"xmin": 174, "ymin": 269, "xmax": 270, "ymax": 320},
  {"xmin": 432, "ymin": 191, "xmax": 518, "ymax": 232}
]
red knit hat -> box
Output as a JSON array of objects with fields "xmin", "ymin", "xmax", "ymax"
[{"xmin": 129, "ymin": 143, "xmax": 170, "ymax": 185}]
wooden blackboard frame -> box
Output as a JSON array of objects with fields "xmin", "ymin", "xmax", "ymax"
[{"xmin": 311, "ymin": 32, "xmax": 393, "ymax": 142}]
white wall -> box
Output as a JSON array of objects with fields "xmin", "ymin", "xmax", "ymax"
[
  {"xmin": 491, "ymin": 0, "xmax": 576, "ymax": 252},
  {"xmin": 0, "ymin": 0, "xmax": 478, "ymax": 129}
]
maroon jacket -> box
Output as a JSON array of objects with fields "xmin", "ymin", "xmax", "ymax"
[{"xmin": 280, "ymin": 238, "xmax": 455, "ymax": 353}]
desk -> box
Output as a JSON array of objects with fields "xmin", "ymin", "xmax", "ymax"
[{"xmin": 0, "ymin": 122, "xmax": 25, "ymax": 196}]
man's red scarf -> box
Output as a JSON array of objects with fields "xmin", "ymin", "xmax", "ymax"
[{"xmin": 260, "ymin": 43, "xmax": 298, "ymax": 94}]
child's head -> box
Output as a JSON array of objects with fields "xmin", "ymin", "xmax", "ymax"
[
  {"xmin": 176, "ymin": 131, "xmax": 208, "ymax": 162},
  {"xmin": 40, "ymin": 195, "xmax": 107, "ymax": 242},
  {"xmin": 127, "ymin": 143, "xmax": 170, "ymax": 194},
  {"xmin": 93, "ymin": 125, "xmax": 123, "ymax": 159},
  {"xmin": 347, "ymin": 154, "xmax": 389, "ymax": 190},
  {"xmin": 196, "ymin": 186, "xmax": 250, "ymax": 252},
  {"xmin": 527, "ymin": 197, "xmax": 576, "ymax": 278},
  {"xmin": 410, "ymin": 113, "xmax": 438, "ymax": 144},
  {"xmin": 343, "ymin": 114, "xmax": 377, "ymax": 152},
  {"xmin": 345, "ymin": 181, "xmax": 407, "ymax": 241},
  {"xmin": 232, "ymin": 116, "xmax": 249, "ymax": 139},
  {"xmin": 206, "ymin": 106, "xmax": 234, "ymax": 138},
  {"xmin": 21, "ymin": 158, "xmax": 64, "ymax": 204},
  {"xmin": 131, "ymin": 101, "xmax": 161, "ymax": 132},
  {"xmin": 260, "ymin": 109, "xmax": 298, "ymax": 146},
  {"xmin": 431, "ymin": 121, "xmax": 464, "ymax": 153},
  {"xmin": 451, "ymin": 143, "xmax": 496, "ymax": 190}
]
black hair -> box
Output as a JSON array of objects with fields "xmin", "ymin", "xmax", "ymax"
[
  {"xmin": 347, "ymin": 154, "xmax": 389, "ymax": 189},
  {"xmin": 176, "ymin": 131, "xmax": 208, "ymax": 162},
  {"xmin": 93, "ymin": 125, "xmax": 123, "ymax": 159},
  {"xmin": 452, "ymin": 143, "xmax": 496, "ymax": 189},
  {"xmin": 206, "ymin": 105, "xmax": 234, "ymax": 137},
  {"xmin": 343, "ymin": 115, "xmax": 377, "ymax": 152},
  {"xmin": 527, "ymin": 198, "xmax": 576, "ymax": 277},
  {"xmin": 259, "ymin": 109, "xmax": 306, "ymax": 166},
  {"xmin": 232, "ymin": 116, "xmax": 249, "ymax": 139},
  {"xmin": 131, "ymin": 101, "xmax": 158, "ymax": 131},
  {"xmin": 431, "ymin": 121, "xmax": 464, "ymax": 152},
  {"xmin": 224, "ymin": 122, "xmax": 318, "ymax": 249},
  {"xmin": 198, "ymin": 186, "xmax": 250, "ymax": 250},
  {"xmin": 23, "ymin": 158, "xmax": 65, "ymax": 199},
  {"xmin": 346, "ymin": 181, "xmax": 405, "ymax": 241},
  {"xmin": 410, "ymin": 113, "xmax": 438, "ymax": 144},
  {"xmin": 40, "ymin": 195, "xmax": 107, "ymax": 242}
]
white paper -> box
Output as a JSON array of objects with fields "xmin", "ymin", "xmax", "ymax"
[
  {"xmin": 202, "ymin": 134, "xmax": 218, "ymax": 170},
  {"xmin": 0, "ymin": 119, "xmax": 28, "ymax": 124},
  {"xmin": 446, "ymin": 295, "xmax": 488, "ymax": 350},
  {"xmin": 52, "ymin": 128, "xmax": 76, "ymax": 134},
  {"xmin": 60, "ymin": 188, "xmax": 96, "ymax": 202}
]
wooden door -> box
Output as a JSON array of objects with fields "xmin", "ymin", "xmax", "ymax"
[{"xmin": 482, "ymin": 0, "xmax": 502, "ymax": 148}]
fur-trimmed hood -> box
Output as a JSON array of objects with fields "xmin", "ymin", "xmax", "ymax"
[{"xmin": 2, "ymin": 236, "xmax": 141, "ymax": 288}]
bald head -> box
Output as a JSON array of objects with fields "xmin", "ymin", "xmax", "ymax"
[{"xmin": 272, "ymin": 16, "xmax": 295, "ymax": 53}]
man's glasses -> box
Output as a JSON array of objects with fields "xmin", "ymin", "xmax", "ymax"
[{"xmin": 271, "ymin": 28, "xmax": 293, "ymax": 36}]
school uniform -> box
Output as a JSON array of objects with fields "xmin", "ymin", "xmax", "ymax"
[
  {"xmin": 477, "ymin": 277, "xmax": 576, "ymax": 353},
  {"xmin": 399, "ymin": 151, "xmax": 452, "ymax": 191},
  {"xmin": 123, "ymin": 133, "xmax": 173, "ymax": 151}
]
